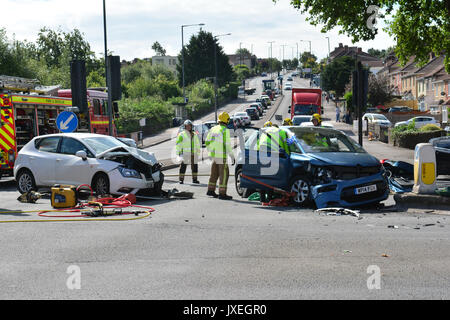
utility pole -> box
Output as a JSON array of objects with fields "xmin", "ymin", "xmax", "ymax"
[
  {"xmin": 268, "ymin": 41, "xmax": 275, "ymax": 78},
  {"xmin": 281, "ymin": 44, "xmax": 287, "ymax": 71},
  {"xmin": 102, "ymin": 0, "xmax": 113, "ymax": 136},
  {"xmin": 214, "ymin": 33, "xmax": 231, "ymax": 122},
  {"xmin": 326, "ymin": 36, "xmax": 331, "ymax": 61}
]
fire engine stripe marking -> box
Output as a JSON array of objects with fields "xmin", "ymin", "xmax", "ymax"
[
  {"xmin": 0, "ymin": 127, "xmax": 15, "ymax": 146},
  {"xmin": 91, "ymin": 121, "xmax": 110, "ymax": 125},
  {"xmin": 0, "ymin": 134, "xmax": 13, "ymax": 150},
  {"xmin": 2, "ymin": 122, "xmax": 14, "ymax": 136}
]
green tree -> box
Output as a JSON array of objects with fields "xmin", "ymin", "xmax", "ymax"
[
  {"xmin": 321, "ymin": 56, "xmax": 355, "ymax": 105},
  {"xmin": 0, "ymin": 29, "xmax": 36, "ymax": 78},
  {"xmin": 367, "ymin": 73, "xmax": 394, "ymax": 107},
  {"xmin": 151, "ymin": 41, "xmax": 167, "ymax": 56},
  {"xmin": 176, "ymin": 30, "xmax": 234, "ymax": 87},
  {"xmin": 234, "ymin": 64, "xmax": 250, "ymax": 81},
  {"xmin": 275, "ymin": 0, "xmax": 450, "ymax": 72}
]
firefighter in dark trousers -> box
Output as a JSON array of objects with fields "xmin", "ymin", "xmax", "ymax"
[
  {"xmin": 176, "ymin": 120, "xmax": 200, "ymax": 184},
  {"xmin": 205, "ymin": 112, "xmax": 235, "ymax": 200}
]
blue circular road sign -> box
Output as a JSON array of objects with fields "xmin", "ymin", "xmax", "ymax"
[{"xmin": 57, "ymin": 111, "xmax": 79, "ymax": 133}]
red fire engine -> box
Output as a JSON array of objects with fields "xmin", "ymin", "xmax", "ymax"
[{"xmin": 0, "ymin": 75, "xmax": 117, "ymax": 178}]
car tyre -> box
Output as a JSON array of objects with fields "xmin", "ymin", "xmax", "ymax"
[
  {"xmin": 289, "ymin": 176, "xmax": 311, "ymax": 206},
  {"xmin": 235, "ymin": 167, "xmax": 254, "ymax": 198},
  {"xmin": 92, "ymin": 172, "xmax": 110, "ymax": 196},
  {"xmin": 16, "ymin": 169, "xmax": 37, "ymax": 194}
]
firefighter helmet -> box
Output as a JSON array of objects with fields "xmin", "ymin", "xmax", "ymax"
[
  {"xmin": 218, "ymin": 112, "xmax": 230, "ymax": 124},
  {"xmin": 283, "ymin": 118, "xmax": 293, "ymax": 126},
  {"xmin": 263, "ymin": 121, "xmax": 273, "ymax": 128},
  {"xmin": 312, "ymin": 113, "xmax": 322, "ymax": 125}
]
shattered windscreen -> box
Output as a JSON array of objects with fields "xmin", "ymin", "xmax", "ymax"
[
  {"xmin": 82, "ymin": 136, "xmax": 126, "ymax": 155},
  {"xmin": 289, "ymin": 128, "xmax": 366, "ymax": 153}
]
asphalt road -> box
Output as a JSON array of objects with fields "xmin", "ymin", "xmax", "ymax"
[
  {"xmin": 0, "ymin": 167, "xmax": 449, "ymax": 300},
  {"xmin": 1, "ymin": 73, "xmax": 450, "ymax": 300}
]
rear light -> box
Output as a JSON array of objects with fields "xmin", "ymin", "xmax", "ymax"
[{"xmin": 8, "ymin": 149, "xmax": 15, "ymax": 164}]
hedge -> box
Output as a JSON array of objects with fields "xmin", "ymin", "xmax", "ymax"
[{"xmin": 390, "ymin": 130, "xmax": 447, "ymax": 149}]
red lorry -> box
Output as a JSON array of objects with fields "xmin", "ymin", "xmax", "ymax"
[{"xmin": 290, "ymin": 88, "xmax": 322, "ymax": 119}]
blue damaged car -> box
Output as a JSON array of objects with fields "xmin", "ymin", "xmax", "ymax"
[{"xmin": 234, "ymin": 126, "xmax": 389, "ymax": 208}]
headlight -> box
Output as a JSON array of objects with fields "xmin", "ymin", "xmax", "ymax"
[
  {"xmin": 316, "ymin": 167, "xmax": 334, "ymax": 184},
  {"xmin": 118, "ymin": 166, "xmax": 141, "ymax": 179}
]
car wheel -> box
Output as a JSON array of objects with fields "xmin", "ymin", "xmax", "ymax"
[
  {"xmin": 92, "ymin": 172, "xmax": 110, "ymax": 196},
  {"xmin": 235, "ymin": 167, "xmax": 254, "ymax": 198},
  {"xmin": 289, "ymin": 176, "xmax": 311, "ymax": 206},
  {"xmin": 16, "ymin": 169, "xmax": 37, "ymax": 194}
]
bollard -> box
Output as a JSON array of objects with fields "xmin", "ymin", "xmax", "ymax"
[{"xmin": 412, "ymin": 143, "xmax": 437, "ymax": 194}]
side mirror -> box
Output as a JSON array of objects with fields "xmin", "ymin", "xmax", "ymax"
[{"xmin": 75, "ymin": 150, "xmax": 87, "ymax": 160}]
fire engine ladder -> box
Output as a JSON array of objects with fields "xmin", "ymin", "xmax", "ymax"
[{"xmin": 0, "ymin": 75, "xmax": 39, "ymax": 92}]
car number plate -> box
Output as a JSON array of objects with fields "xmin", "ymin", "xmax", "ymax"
[{"xmin": 355, "ymin": 184, "xmax": 377, "ymax": 195}]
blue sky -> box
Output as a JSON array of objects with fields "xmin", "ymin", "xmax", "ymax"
[{"xmin": 2, "ymin": 0, "xmax": 395, "ymax": 61}]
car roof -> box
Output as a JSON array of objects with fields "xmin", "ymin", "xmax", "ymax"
[{"xmin": 32, "ymin": 132, "xmax": 112, "ymax": 140}]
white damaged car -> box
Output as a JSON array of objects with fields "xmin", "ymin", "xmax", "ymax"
[{"xmin": 14, "ymin": 133, "xmax": 164, "ymax": 196}]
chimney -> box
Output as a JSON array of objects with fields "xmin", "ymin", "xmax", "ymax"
[
  {"xmin": 339, "ymin": 43, "xmax": 343, "ymax": 48},
  {"xmin": 358, "ymin": 47, "xmax": 362, "ymax": 53}
]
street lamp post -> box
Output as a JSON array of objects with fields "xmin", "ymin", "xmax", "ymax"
[
  {"xmin": 102, "ymin": 0, "xmax": 113, "ymax": 136},
  {"xmin": 300, "ymin": 40, "xmax": 312, "ymax": 85},
  {"xmin": 181, "ymin": 23, "xmax": 205, "ymax": 104},
  {"xmin": 326, "ymin": 36, "xmax": 330, "ymax": 61},
  {"xmin": 214, "ymin": 33, "xmax": 231, "ymax": 122},
  {"xmin": 268, "ymin": 41, "xmax": 275, "ymax": 78}
]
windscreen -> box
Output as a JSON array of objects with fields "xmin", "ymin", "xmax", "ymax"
[
  {"xmin": 82, "ymin": 136, "xmax": 126, "ymax": 155},
  {"xmin": 288, "ymin": 127, "xmax": 366, "ymax": 153},
  {"xmin": 293, "ymin": 104, "xmax": 319, "ymax": 115}
]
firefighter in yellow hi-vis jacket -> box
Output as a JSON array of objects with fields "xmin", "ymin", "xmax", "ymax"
[
  {"xmin": 205, "ymin": 112, "xmax": 235, "ymax": 200},
  {"xmin": 176, "ymin": 120, "xmax": 201, "ymax": 184}
]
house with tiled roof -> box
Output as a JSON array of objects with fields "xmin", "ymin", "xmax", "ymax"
[
  {"xmin": 415, "ymin": 55, "xmax": 447, "ymax": 111},
  {"xmin": 399, "ymin": 57, "xmax": 423, "ymax": 100},
  {"xmin": 328, "ymin": 43, "xmax": 384, "ymax": 73}
]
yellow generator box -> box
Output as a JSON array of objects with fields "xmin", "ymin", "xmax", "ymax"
[{"xmin": 51, "ymin": 185, "xmax": 77, "ymax": 208}]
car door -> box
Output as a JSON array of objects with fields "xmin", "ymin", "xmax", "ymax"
[
  {"xmin": 240, "ymin": 129, "xmax": 291, "ymax": 190},
  {"xmin": 31, "ymin": 136, "xmax": 61, "ymax": 185},
  {"xmin": 54, "ymin": 137, "xmax": 97, "ymax": 185}
]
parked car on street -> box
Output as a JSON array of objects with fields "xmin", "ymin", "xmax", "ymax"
[
  {"xmin": 429, "ymin": 136, "xmax": 450, "ymax": 176},
  {"xmin": 292, "ymin": 115, "xmax": 312, "ymax": 126},
  {"xmin": 234, "ymin": 112, "xmax": 251, "ymax": 126},
  {"xmin": 394, "ymin": 116, "xmax": 437, "ymax": 128},
  {"xmin": 204, "ymin": 121, "xmax": 217, "ymax": 130},
  {"xmin": 388, "ymin": 106, "xmax": 413, "ymax": 113},
  {"xmin": 256, "ymin": 98, "xmax": 268, "ymax": 109},
  {"xmin": 362, "ymin": 113, "xmax": 392, "ymax": 127},
  {"xmin": 300, "ymin": 122, "xmax": 334, "ymax": 128},
  {"xmin": 249, "ymin": 103, "xmax": 263, "ymax": 117},
  {"xmin": 260, "ymin": 95, "xmax": 272, "ymax": 106},
  {"xmin": 14, "ymin": 133, "xmax": 164, "ymax": 196},
  {"xmin": 235, "ymin": 127, "xmax": 389, "ymax": 208},
  {"xmin": 245, "ymin": 107, "xmax": 260, "ymax": 120}
]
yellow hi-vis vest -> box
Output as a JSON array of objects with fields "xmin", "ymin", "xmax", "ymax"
[
  {"xmin": 257, "ymin": 127, "xmax": 290, "ymax": 154},
  {"xmin": 176, "ymin": 130, "xmax": 201, "ymax": 157},
  {"xmin": 205, "ymin": 124, "xmax": 232, "ymax": 160}
]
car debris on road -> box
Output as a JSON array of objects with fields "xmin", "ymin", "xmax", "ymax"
[{"xmin": 315, "ymin": 207, "xmax": 360, "ymax": 218}]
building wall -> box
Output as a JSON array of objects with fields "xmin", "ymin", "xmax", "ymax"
[{"xmin": 151, "ymin": 56, "xmax": 178, "ymax": 74}]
